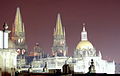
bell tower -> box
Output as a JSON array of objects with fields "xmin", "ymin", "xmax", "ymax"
[
  {"xmin": 52, "ymin": 13, "xmax": 68, "ymax": 57},
  {"xmin": 11, "ymin": 7, "xmax": 27, "ymax": 55}
]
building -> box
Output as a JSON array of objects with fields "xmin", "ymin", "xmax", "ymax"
[
  {"xmin": 0, "ymin": 8, "xmax": 115, "ymax": 74},
  {"xmin": 52, "ymin": 13, "xmax": 68, "ymax": 57},
  {"xmin": 11, "ymin": 7, "xmax": 27, "ymax": 56},
  {"xmin": 10, "ymin": 7, "xmax": 28, "ymax": 69},
  {"xmin": 0, "ymin": 23, "xmax": 17, "ymax": 75},
  {"xmin": 0, "ymin": 7, "xmax": 115, "ymax": 74},
  {"xmin": 31, "ymin": 13, "xmax": 115, "ymax": 74},
  {"xmin": 73, "ymin": 25, "xmax": 115, "ymax": 73}
]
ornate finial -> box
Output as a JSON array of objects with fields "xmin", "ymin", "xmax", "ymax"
[
  {"xmin": 63, "ymin": 27, "xmax": 66, "ymax": 36},
  {"xmin": 81, "ymin": 22, "xmax": 88, "ymax": 41},
  {"xmin": 91, "ymin": 59, "xmax": 94, "ymax": 65},
  {"xmin": 22, "ymin": 23, "xmax": 25, "ymax": 32},
  {"xmin": 36, "ymin": 43, "xmax": 39, "ymax": 46},
  {"xmin": 3, "ymin": 22, "xmax": 8, "ymax": 30},
  {"xmin": 82, "ymin": 22, "xmax": 86, "ymax": 32},
  {"xmin": 98, "ymin": 51, "xmax": 102, "ymax": 57},
  {"xmin": 88, "ymin": 59, "xmax": 96, "ymax": 73},
  {"xmin": 82, "ymin": 22, "xmax": 86, "ymax": 26}
]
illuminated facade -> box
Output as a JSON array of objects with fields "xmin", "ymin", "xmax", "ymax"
[
  {"xmin": 52, "ymin": 14, "xmax": 68, "ymax": 57},
  {"xmin": 1, "ymin": 8, "xmax": 114, "ymax": 74},
  {"xmin": 0, "ymin": 23, "xmax": 17, "ymax": 74},
  {"xmin": 11, "ymin": 7, "xmax": 27, "ymax": 56},
  {"xmin": 10, "ymin": 7, "xmax": 27, "ymax": 69},
  {"xmin": 73, "ymin": 26, "xmax": 115, "ymax": 73},
  {"xmin": 31, "ymin": 14, "xmax": 115, "ymax": 74}
]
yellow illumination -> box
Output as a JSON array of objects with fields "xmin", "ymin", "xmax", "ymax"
[{"xmin": 76, "ymin": 40, "xmax": 94, "ymax": 50}]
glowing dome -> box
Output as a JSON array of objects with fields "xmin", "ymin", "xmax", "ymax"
[{"xmin": 76, "ymin": 40, "xmax": 94, "ymax": 50}]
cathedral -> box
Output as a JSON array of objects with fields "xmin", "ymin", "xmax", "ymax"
[
  {"xmin": 31, "ymin": 12, "xmax": 115, "ymax": 74},
  {"xmin": 0, "ymin": 7, "xmax": 115, "ymax": 74}
]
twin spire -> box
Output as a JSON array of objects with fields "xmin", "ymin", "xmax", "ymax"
[{"xmin": 14, "ymin": 8, "xmax": 87, "ymax": 41}]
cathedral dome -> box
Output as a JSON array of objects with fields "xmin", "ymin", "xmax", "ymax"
[{"xmin": 76, "ymin": 40, "xmax": 94, "ymax": 50}]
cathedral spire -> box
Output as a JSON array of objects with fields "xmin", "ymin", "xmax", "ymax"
[
  {"xmin": 55, "ymin": 13, "xmax": 63, "ymax": 35},
  {"xmin": 81, "ymin": 23, "xmax": 88, "ymax": 41},
  {"xmin": 11, "ymin": 7, "xmax": 27, "ymax": 56},
  {"xmin": 52, "ymin": 14, "xmax": 68, "ymax": 57},
  {"xmin": 14, "ymin": 7, "xmax": 23, "ymax": 35}
]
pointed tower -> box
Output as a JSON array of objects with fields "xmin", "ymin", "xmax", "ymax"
[
  {"xmin": 52, "ymin": 13, "xmax": 68, "ymax": 57},
  {"xmin": 11, "ymin": 7, "xmax": 27, "ymax": 55}
]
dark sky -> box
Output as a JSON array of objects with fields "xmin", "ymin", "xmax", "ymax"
[{"xmin": 0, "ymin": 0, "xmax": 120, "ymax": 63}]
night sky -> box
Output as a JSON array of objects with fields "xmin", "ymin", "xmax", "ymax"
[{"xmin": 0, "ymin": 0, "xmax": 120, "ymax": 63}]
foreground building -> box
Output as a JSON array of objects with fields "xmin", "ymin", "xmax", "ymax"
[{"xmin": 0, "ymin": 23, "xmax": 17, "ymax": 75}]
